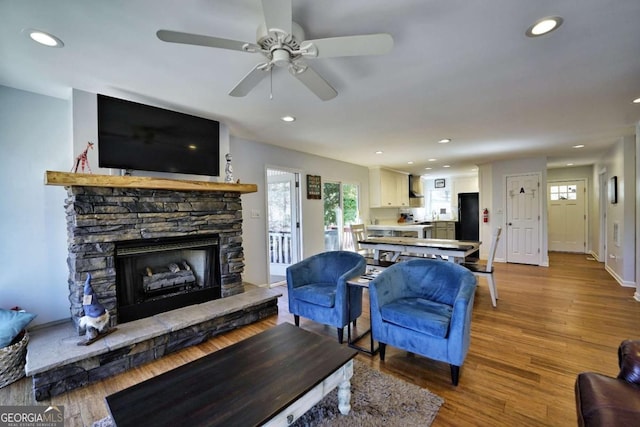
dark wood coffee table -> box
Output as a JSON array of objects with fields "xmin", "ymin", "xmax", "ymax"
[{"xmin": 105, "ymin": 323, "xmax": 357, "ymax": 427}]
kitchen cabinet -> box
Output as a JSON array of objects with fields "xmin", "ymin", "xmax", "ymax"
[
  {"xmin": 369, "ymin": 167, "xmax": 409, "ymax": 208},
  {"xmin": 433, "ymin": 221, "xmax": 456, "ymax": 239}
]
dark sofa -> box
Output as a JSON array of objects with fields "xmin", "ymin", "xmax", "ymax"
[{"xmin": 575, "ymin": 340, "xmax": 640, "ymax": 426}]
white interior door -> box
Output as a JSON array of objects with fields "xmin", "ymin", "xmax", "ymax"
[
  {"xmin": 506, "ymin": 174, "xmax": 540, "ymax": 265},
  {"xmin": 548, "ymin": 180, "xmax": 586, "ymax": 253},
  {"xmin": 266, "ymin": 168, "xmax": 301, "ymax": 284}
]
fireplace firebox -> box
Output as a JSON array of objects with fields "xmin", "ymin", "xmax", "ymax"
[{"xmin": 115, "ymin": 235, "xmax": 221, "ymax": 323}]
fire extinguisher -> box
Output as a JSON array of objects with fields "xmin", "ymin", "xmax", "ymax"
[{"xmin": 483, "ymin": 208, "xmax": 489, "ymax": 223}]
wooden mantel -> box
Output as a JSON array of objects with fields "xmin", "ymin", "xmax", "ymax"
[{"xmin": 45, "ymin": 171, "xmax": 258, "ymax": 194}]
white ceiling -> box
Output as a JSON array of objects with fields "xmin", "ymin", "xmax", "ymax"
[{"xmin": 2, "ymin": 0, "xmax": 639, "ymax": 177}]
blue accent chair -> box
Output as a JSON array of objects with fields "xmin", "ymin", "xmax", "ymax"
[
  {"xmin": 369, "ymin": 259, "xmax": 477, "ymax": 385},
  {"xmin": 287, "ymin": 251, "xmax": 366, "ymax": 343}
]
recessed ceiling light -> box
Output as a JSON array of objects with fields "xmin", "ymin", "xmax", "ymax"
[
  {"xmin": 281, "ymin": 115, "xmax": 295, "ymax": 122},
  {"xmin": 438, "ymin": 138, "xmax": 451, "ymax": 144},
  {"xmin": 407, "ymin": 161, "xmax": 414, "ymax": 165},
  {"xmin": 567, "ymin": 163, "xmax": 574, "ymax": 166},
  {"xmin": 443, "ymin": 165, "xmax": 451, "ymax": 168},
  {"xmin": 188, "ymin": 144, "xmax": 197, "ymax": 150},
  {"xmin": 375, "ymin": 150, "xmax": 383, "ymax": 154},
  {"xmin": 471, "ymin": 168, "xmax": 478, "ymax": 172},
  {"xmin": 424, "ymin": 167, "xmax": 432, "ymax": 170},
  {"xmin": 526, "ymin": 16, "xmax": 563, "ymax": 37},
  {"xmin": 428, "ymin": 158, "xmax": 437, "ymax": 162},
  {"xmin": 24, "ymin": 29, "xmax": 64, "ymax": 47},
  {"xmin": 633, "ymin": 97, "xmax": 640, "ymax": 104},
  {"xmin": 572, "ymin": 144, "xmax": 585, "ymax": 148}
]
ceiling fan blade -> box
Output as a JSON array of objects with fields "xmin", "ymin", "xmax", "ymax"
[
  {"xmin": 229, "ymin": 64, "xmax": 269, "ymax": 97},
  {"xmin": 261, "ymin": 0, "xmax": 292, "ymax": 34},
  {"xmin": 301, "ymin": 33, "xmax": 393, "ymax": 58},
  {"xmin": 156, "ymin": 29, "xmax": 259, "ymax": 52},
  {"xmin": 290, "ymin": 65, "xmax": 337, "ymax": 101}
]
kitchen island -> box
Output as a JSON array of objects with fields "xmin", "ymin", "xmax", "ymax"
[{"xmin": 366, "ymin": 223, "xmax": 433, "ymax": 238}]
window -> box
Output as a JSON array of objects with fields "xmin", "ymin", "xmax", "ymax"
[
  {"xmin": 426, "ymin": 189, "xmax": 451, "ymax": 218},
  {"xmin": 549, "ymin": 185, "xmax": 577, "ymax": 201}
]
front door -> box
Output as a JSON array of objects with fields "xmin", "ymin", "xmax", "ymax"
[
  {"xmin": 548, "ymin": 180, "xmax": 587, "ymax": 253},
  {"xmin": 506, "ymin": 174, "xmax": 540, "ymax": 265}
]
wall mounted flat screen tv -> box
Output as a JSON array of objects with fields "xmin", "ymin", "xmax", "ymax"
[{"xmin": 98, "ymin": 94, "xmax": 220, "ymax": 176}]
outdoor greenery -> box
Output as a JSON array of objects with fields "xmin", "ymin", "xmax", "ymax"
[
  {"xmin": 268, "ymin": 181, "xmax": 291, "ymax": 232},
  {"xmin": 323, "ymin": 182, "xmax": 359, "ymax": 227}
]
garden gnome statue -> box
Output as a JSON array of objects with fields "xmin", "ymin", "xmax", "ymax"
[
  {"xmin": 224, "ymin": 153, "xmax": 234, "ymax": 183},
  {"xmin": 78, "ymin": 273, "xmax": 110, "ymax": 341}
]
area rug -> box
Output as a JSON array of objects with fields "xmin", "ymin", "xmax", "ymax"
[{"xmin": 93, "ymin": 360, "xmax": 443, "ymax": 427}]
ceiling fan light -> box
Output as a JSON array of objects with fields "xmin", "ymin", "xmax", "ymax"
[
  {"xmin": 526, "ymin": 16, "xmax": 563, "ymax": 37},
  {"xmin": 272, "ymin": 49, "xmax": 290, "ymax": 67}
]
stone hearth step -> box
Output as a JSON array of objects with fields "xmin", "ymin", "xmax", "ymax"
[{"xmin": 26, "ymin": 285, "xmax": 281, "ymax": 401}]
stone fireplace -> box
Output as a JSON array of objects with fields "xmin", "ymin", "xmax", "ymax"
[
  {"xmin": 60, "ymin": 173, "xmax": 255, "ymax": 331},
  {"xmin": 29, "ymin": 172, "xmax": 279, "ymax": 401}
]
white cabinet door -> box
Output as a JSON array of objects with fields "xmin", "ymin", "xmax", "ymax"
[
  {"xmin": 370, "ymin": 168, "xmax": 409, "ymax": 208},
  {"xmin": 380, "ymin": 168, "xmax": 398, "ymax": 206}
]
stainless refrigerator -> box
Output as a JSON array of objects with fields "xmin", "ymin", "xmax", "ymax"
[{"xmin": 457, "ymin": 192, "xmax": 479, "ymax": 257}]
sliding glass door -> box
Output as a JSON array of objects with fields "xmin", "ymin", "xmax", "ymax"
[{"xmin": 323, "ymin": 181, "xmax": 360, "ymax": 251}]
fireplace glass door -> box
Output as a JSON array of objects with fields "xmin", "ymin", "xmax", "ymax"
[{"xmin": 115, "ymin": 235, "xmax": 220, "ymax": 323}]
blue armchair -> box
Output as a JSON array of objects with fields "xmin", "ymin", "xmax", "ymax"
[
  {"xmin": 287, "ymin": 251, "xmax": 366, "ymax": 343},
  {"xmin": 369, "ymin": 259, "xmax": 477, "ymax": 385}
]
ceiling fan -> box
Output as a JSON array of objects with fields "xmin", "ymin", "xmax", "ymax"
[{"xmin": 156, "ymin": 0, "xmax": 393, "ymax": 101}]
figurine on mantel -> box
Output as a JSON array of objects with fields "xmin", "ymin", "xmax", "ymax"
[
  {"xmin": 77, "ymin": 273, "xmax": 116, "ymax": 346},
  {"xmin": 224, "ymin": 153, "xmax": 234, "ymax": 183},
  {"xmin": 71, "ymin": 141, "xmax": 94, "ymax": 174}
]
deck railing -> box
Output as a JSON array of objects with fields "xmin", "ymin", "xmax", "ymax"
[{"xmin": 269, "ymin": 230, "xmax": 292, "ymax": 265}]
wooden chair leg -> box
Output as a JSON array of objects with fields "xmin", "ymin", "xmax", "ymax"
[
  {"xmin": 490, "ymin": 274, "xmax": 499, "ymax": 300},
  {"xmin": 379, "ymin": 343, "xmax": 387, "ymax": 361},
  {"xmin": 294, "ymin": 315, "xmax": 300, "ymax": 326},
  {"xmin": 450, "ymin": 364, "xmax": 460, "ymax": 386},
  {"xmin": 487, "ymin": 274, "xmax": 497, "ymax": 307}
]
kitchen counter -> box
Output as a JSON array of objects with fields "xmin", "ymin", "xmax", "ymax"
[{"xmin": 367, "ymin": 224, "xmax": 433, "ymax": 238}]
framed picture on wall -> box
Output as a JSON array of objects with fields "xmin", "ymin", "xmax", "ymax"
[
  {"xmin": 434, "ymin": 178, "xmax": 445, "ymax": 188},
  {"xmin": 307, "ymin": 174, "xmax": 321, "ymax": 199},
  {"xmin": 609, "ymin": 176, "xmax": 617, "ymax": 204}
]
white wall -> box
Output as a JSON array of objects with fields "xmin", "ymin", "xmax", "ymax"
[
  {"xmin": 231, "ymin": 137, "xmax": 370, "ymax": 286},
  {"xmin": 596, "ymin": 136, "xmax": 636, "ymax": 286},
  {"xmin": 0, "ymin": 86, "xmax": 70, "ymax": 325}
]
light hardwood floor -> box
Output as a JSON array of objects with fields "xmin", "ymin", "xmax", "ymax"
[{"xmin": 2, "ymin": 252, "xmax": 638, "ymax": 426}]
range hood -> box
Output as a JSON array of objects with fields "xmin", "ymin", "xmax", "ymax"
[{"xmin": 409, "ymin": 175, "xmax": 423, "ymax": 198}]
